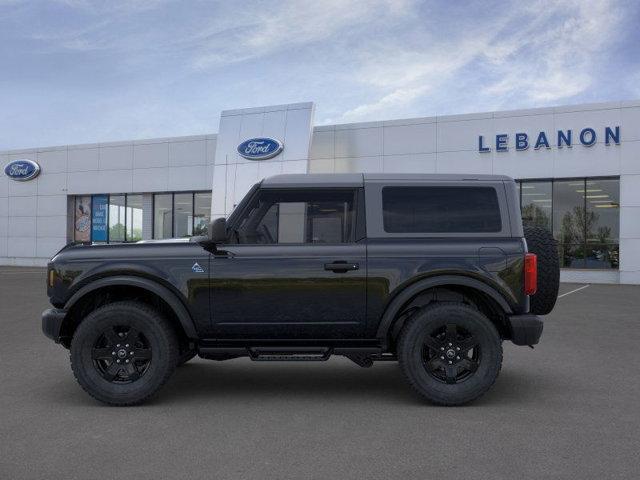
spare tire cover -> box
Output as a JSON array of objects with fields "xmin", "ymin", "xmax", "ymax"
[{"xmin": 524, "ymin": 225, "xmax": 560, "ymax": 315}]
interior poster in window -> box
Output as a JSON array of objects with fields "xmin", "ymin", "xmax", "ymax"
[
  {"xmin": 74, "ymin": 196, "xmax": 92, "ymax": 242},
  {"xmin": 91, "ymin": 194, "xmax": 108, "ymax": 242}
]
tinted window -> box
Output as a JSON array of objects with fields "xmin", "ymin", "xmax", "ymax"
[
  {"xmin": 235, "ymin": 189, "xmax": 355, "ymax": 244},
  {"xmin": 382, "ymin": 186, "xmax": 502, "ymax": 233}
]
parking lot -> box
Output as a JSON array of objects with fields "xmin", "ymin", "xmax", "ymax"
[{"xmin": 0, "ymin": 267, "xmax": 638, "ymax": 479}]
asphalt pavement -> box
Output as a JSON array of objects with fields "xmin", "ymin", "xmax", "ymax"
[{"xmin": 0, "ymin": 267, "xmax": 638, "ymax": 479}]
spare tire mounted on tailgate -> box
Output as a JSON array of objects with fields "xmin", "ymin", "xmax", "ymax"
[{"xmin": 524, "ymin": 225, "xmax": 560, "ymax": 315}]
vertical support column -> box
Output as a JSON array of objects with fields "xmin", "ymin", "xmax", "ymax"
[
  {"xmin": 211, "ymin": 102, "xmax": 315, "ymax": 219},
  {"xmin": 142, "ymin": 193, "xmax": 154, "ymax": 240},
  {"xmin": 619, "ymin": 173, "xmax": 640, "ymax": 283},
  {"xmin": 66, "ymin": 195, "xmax": 75, "ymax": 244}
]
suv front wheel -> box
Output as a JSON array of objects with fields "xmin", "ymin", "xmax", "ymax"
[
  {"xmin": 398, "ymin": 302, "xmax": 502, "ymax": 405},
  {"xmin": 70, "ymin": 301, "xmax": 178, "ymax": 406}
]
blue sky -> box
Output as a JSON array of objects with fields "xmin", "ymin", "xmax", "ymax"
[{"xmin": 1, "ymin": 0, "xmax": 639, "ymax": 150}]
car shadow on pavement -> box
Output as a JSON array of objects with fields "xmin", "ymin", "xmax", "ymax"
[
  {"xmin": 42, "ymin": 359, "xmax": 546, "ymax": 408},
  {"xmin": 159, "ymin": 359, "xmax": 414, "ymax": 404},
  {"xmin": 158, "ymin": 359, "xmax": 545, "ymax": 407}
]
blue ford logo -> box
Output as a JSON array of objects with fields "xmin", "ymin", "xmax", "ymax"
[
  {"xmin": 237, "ymin": 137, "xmax": 283, "ymax": 160},
  {"xmin": 4, "ymin": 159, "xmax": 41, "ymax": 181}
]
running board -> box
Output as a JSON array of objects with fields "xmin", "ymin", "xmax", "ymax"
[
  {"xmin": 249, "ymin": 347, "xmax": 331, "ymax": 362},
  {"xmin": 197, "ymin": 345, "xmax": 387, "ymax": 366}
]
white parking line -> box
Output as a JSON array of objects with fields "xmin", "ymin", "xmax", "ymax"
[{"xmin": 557, "ymin": 284, "xmax": 590, "ymax": 298}]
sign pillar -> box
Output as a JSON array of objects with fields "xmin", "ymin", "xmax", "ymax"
[{"xmin": 211, "ymin": 102, "xmax": 315, "ymax": 218}]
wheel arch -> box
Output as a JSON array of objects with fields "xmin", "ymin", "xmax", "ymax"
[
  {"xmin": 376, "ymin": 275, "xmax": 513, "ymax": 349},
  {"xmin": 60, "ymin": 275, "xmax": 198, "ymax": 347}
]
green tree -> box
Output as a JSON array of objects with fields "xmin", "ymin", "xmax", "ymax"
[
  {"xmin": 522, "ymin": 204, "xmax": 551, "ymax": 229},
  {"xmin": 109, "ymin": 223, "xmax": 125, "ymax": 242}
]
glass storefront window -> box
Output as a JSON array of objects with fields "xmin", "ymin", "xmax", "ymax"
[
  {"xmin": 126, "ymin": 194, "xmax": 143, "ymax": 242},
  {"xmin": 152, "ymin": 191, "xmax": 211, "ymax": 239},
  {"xmin": 109, "ymin": 195, "xmax": 126, "ymax": 242},
  {"xmin": 73, "ymin": 191, "xmax": 211, "ymax": 243},
  {"xmin": 553, "ymin": 180, "xmax": 586, "ymax": 246},
  {"xmin": 585, "ymin": 179, "xmax": 619, "ymax": 269},
  {"xmin": 520, "ymin": 181, "xmax": 552, "ymax": 231},
  {"xmin": 585, "ymin": 179, "xmax": 619, "ymax": 244},
  {"xmin": 174, "ymin": 193, "xmax": 193, "ymax": 238},
  {"xmin": 517, "ymin": 177, "xmax": 620, "ymax": 270},
  {"xmin": 194, "ymin": 192, "xmax": 212, "ymax": 236},
  {"xmin": 154, "ymin": 194, "xmax": 173, "ymax": 239}
]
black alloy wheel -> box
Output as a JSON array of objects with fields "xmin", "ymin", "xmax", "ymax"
[
  {"xmin": 91, "ymin": 326, "xmax": 152, "ymax": 383},
  {"xmin": 398, "ymin": 302, "xmax": 502, "ymax": 405},
  {"xmin": 71, "ymin": 301, "xmax": 178, "ymax": 406},
  {"xmin": 422, "ymin": 323, "xmax": 480, "ymax": 385}
]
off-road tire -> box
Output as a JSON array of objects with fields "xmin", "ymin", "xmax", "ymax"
[
  {"xmin": 398, "ymin": 302, "xmax": 502, "ymax": 406},
  {"xmin": 70, "ymin": 301, "xmax": 178, "ymax": 406},
  {"xmin": 524, "ymin": 225, "xmax": 560, "ymax": 315}
]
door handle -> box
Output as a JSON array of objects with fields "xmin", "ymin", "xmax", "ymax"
[{"xmin": 324, "ymin": 261, "xmax": 359, "ymax": 273}]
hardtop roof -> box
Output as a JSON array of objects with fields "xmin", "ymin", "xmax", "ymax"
[{"xmin": 261, "ymin": 173, "xmax": 513, "ymax": 188}]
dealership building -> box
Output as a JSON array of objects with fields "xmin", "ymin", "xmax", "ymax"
[{"xmin": 1, "ymin": 100, "xmax": 639, "ymax": 284}]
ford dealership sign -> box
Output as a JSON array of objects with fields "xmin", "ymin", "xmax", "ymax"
[
  {"xmin": 237, "ymin": 138, "xmax": 283, "ymax": 160},
  {"xmin": 4, "ymin": 159, "xmax": 41, "ymax": 181}
]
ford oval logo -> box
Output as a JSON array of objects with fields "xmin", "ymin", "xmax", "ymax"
[
  {"xmin": 237, "ymin": 137, "xmax": 283, "ymax": 160},
  {"xmin": 4, "ymin": 159, "xmax": 41, "ymax": 182}
]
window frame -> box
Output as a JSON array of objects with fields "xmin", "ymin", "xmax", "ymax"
[
  {"xmin": 365, "ymin": 180, "xmax": 511, "ymax": 238},
  {"xmin": 152, "ymin": 191, "xmax": 211, "ymax": 240},
  {"xmin": 381, "ymin": 185, "xmax": 504, "ymax": 234}
]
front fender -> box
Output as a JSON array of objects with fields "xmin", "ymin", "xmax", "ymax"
[{"xmin": 64, "ymin": 275, "xmax": 198, "ymax": 339}]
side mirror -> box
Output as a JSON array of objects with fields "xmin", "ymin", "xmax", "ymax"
[{"xmin": 208, "ymin": 217, "xmax": 227, "ymax": 244}]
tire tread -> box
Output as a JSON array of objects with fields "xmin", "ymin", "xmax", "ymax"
[{"xmin": 524, "ymin": 226, "xmax": 560, "ymax": 315}]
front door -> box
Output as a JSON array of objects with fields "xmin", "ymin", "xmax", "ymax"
[{"xmin": 209, "ymin": 187, "xmax": 366, "ymax": 339}]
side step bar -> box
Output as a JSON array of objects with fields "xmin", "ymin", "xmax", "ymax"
[
  {"xmin": 198, "ymin": 346, "xmax": 394, "ymax": 367},
  {"xmin": 249, "ymin": 347, "xmax": 331, "ymax": 362}
]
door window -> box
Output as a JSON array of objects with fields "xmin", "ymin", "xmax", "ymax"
[{"xmin": 234, "ymin": 190, "xmax": 356, "ymax": 244}]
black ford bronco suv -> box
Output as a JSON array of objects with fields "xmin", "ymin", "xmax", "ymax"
[{"xmin": 42, "ymin": 174, "xmax": 559, "ymax": 406}]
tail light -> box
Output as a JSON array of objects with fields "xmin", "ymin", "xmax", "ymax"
[{"xmin": 524, "ymin": 253, "xmax": 537, "ymax": 295}]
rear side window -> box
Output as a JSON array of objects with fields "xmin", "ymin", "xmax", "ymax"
[{"xmin": 382, "ymin": 186, "xmax": 502, "ymax": 233}]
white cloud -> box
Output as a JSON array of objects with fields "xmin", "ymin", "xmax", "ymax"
[
  {"xmin": 0, "ymin": 0, "xmax": 634, "ymax": 149},
  {"xmin": 482, "ymin": 0, "xmax": 621, "ymax": 105},
  {"xmin": 191, "ymin": 0, "xmax": 415, "ymax": 69},
  {"xmin": 334, "ymin": 0, "xmax": 625, "ymax": 122}
]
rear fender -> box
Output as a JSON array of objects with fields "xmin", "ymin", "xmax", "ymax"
[{"xmin": 376, "ymin": 275, "xmax": 513, "ymax": 347}]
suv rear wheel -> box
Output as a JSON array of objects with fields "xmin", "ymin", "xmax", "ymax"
[
  {"xmin": 398, "ymin": 302, "xmax": 502, "ymax": 405},
  {"xmin": 70, "ymin": 301, "xmax": 178, "ymax": 406}
]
